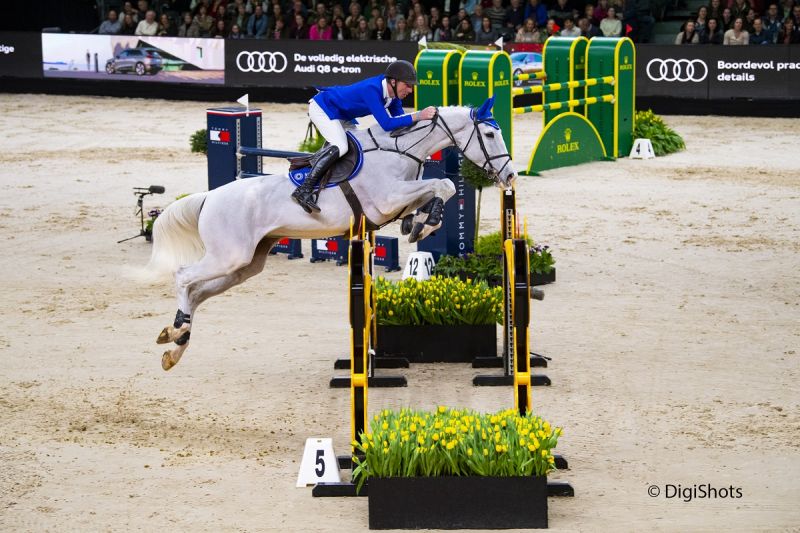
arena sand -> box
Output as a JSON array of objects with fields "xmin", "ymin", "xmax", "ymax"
[{"xmin": 0, "ymin": 94, "xmax": 798, "ymax": 532}]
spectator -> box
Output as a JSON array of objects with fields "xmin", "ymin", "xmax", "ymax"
[
  {"xmin": 270, "ymin": 18, "xmax": 290, "ymax": 38},
  {"xmin": 272, "ymin": 4, "xmax": 289, "ymax": 31},
  {"xmin": 227, "ymin": 0, "xmax": 245, "ymax": 16},
  {"xmin": 515, "ymin": 17, "xmax": 543, "ymax": 41},
  {"xmin": 675, "ymin": 19, "xmax": 700, "ymax": 42},
  {"xmin": 792, "ymin": 4, "xmax": 800, "ymax": 25},
  {"xmin": 778, "ymin": 0, "xmax": 793, "ymax": 19},
  {"xmin": 210, "ymin": 0, "xmax": 227, "ymax": 17},
  {"xmin": 213, "ymin": 4, "xmax": 228, "ymax": 26},
  {"xmin": 332, "ymin": 16, "xmax": 351, "ymax": 39},
  {"xmin": 121, "ymin": 1, "xmax": 138, "ymax": 22},
  {"xmin": 629, "ymin": 0, "xmax": 655, "ymax": 42},
  {"xmin": 310, "ymin": 15, "xmax": 333, "ymax": 39},
  {"xmin": 744, "ymin": 8, "xmax": 757, "ymax": 32},
  {"xmin": 229, "ymin": 23, "xmax": 245, "ymax": 38},
  {"xmin": 777, "ymin": 16, "xmax": 800, "ymax": 43},
  {"xmin": 331, "ymin": 3, "xmax": 345, "ymax": 21},
  {"xmin": 707, "ymin": 0, "xmax": 723, "ymax": 23},
  {"xmin": 731, "ymin": 0, "xmax": 751, "ymax": 19},
  {"xmin": 231, "ymin": 4, "xmax": 248, "ymax": 28},
  {"xmin": 290, "ymin": 13, "xmax": 310, "ymax": 38},
  {"xmin": 594, "ymin": 0, "xmax": 610, "ymax": 23},
  {"xmin": 695, "ymin": 5, "xmax": 709, "ymax": 34},
  {"xmin": 723, "ymin": 16, "xmax": 749, "ymax": 43},
  {"xmin": 561, "ymin": 16, "xmax": 581, "ymax": 35},
  {"xmin": 455, "ymin": 7, "xmax": 469, "ymax": 25},
  {"xmin": 372, "ymin": 16, "xmax": 392, "ymax": 39},
  {"xmin": 548, "ymin": 0, "xmax": 574, "ymax": 26},
  {"xmin": 350, "ymin": 17, "xmax": 369, "ymax": 39},
  {"xmin": 471, "ymin": 5, "xmax": 485, "ymax": 32},
  {"xmin": 310, "ymin": 2, "xmax": 329, "ymax": 25},
  {"xmin": 578, "ymin": 15, "xmax": 602, "ymax": 36},
  {"xmin": 136, "ymin": 0, "xmax": 150, "ymax": 23},
  {"xmin": 158, "ymin": 13, "xmax": 177, "ymax": 35},
  {"xmin": 178, "ymin": 12, "xmax": 200, "ymax": 36},
  {"xmin": 435, "ymin": 15, "xmax": 454, "ymax": 40},
  {"xmin": 462, "ymin": 0, "xmax": 480, "ymax": 15},
  {"xmin": 247, "ymin": 5, "xmax": 268, "ymax": 37},
  {"xmin": 506, "ymin": 0, "xmax": 526, "ymax": 32},
  {"xmin": 429, "ymin": 6, "xmax": 442, "ymax": 31},
  {"xmin": 543, "ymin": 17, "xmax": 561, "ymax": 38},
  {"xmin": 486, "ymin": 0, "xmax": 509, "ymax": 29},
  {"xmin": 700, "ymin": 16, "xmax": 723, "ymax": 42},
  {"xmin": 762, "ymin": 3, "xmax": 781, "ymax": 42},
  {"xmin": 386, "ymin": 6, "xmax": 400, "ymax": 30},
  {"xmin": 346, "ymin": 2, "xmax": 362, "ymax": 32},
  {"xmin": 211, "ymin": 18, "xmax": 227, "ymax": 37},
  {"xmin": 749, "ymin": 17, "xmax": 771, "ymax": 42},
  {"xmin": 600, "ymin": 6, "xmax": 622, "ymax": 35},
  {"xmin": 289, "ymin": 0, "xmax": 308, "ymax": 29},
  {"xmin": 135, "ymin": 10, "xmax": 159, "ymax": 35},
  {"xmin": 194, "ymin": 5, "xmax": 214, "ymax": 36},
  {"xmin": 721, "ymin": 8, "xmax": 733, "ymax": 30},
  {"xmin": 410, "ymin": 14, "xmax": 434, "ymax": 41},
  {"xmin": 455, "ymin": 17, "xmax": 477, "ymax": 40},
  {"xmin": 393, "ymin": 17, "xmax": 411, "ymax": 39},
  {"xmin": 476, "ymin": 15, "xmax": 499, "ymax": 42},
  {"xmin": 99, "ymin": 10, "xmax": 123, "ymax": 34}
]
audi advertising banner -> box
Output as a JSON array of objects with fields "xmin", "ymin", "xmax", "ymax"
[
  {"xmin": 225, "ymin": 40, "xmax": 416, "ymax": 88},
  {"xmin": 637, "ymin": 45, "xmax": 800, "ymax": 101},
  {"xmin": 0, "ymin": 31, "xmax": 43, "ymax": 79}
]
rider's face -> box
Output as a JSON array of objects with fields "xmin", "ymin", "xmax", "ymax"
[{"xmin": 393, "ymin": 80, "xmax": 414, "ymax": 99}]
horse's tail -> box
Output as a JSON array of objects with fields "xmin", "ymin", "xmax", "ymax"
[{"xmin": 138, "ymin": 193, "xmax": 208, "ymax": 282}]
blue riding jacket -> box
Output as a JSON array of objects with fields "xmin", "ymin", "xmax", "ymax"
[{"xmin": 313, "ymin": 75, "xmax": 413, "ymax": 132}]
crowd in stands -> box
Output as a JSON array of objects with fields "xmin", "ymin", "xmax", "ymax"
[
  {"xmin": 675, "ymin": 0, "xmax": 800, "ymax": 43},
  {"xmin": 94, "ymin": 0, "xmax": 799, "ymax": 44}
]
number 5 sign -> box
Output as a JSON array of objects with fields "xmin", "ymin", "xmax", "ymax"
[{"xmin": 296, "ymin": 438, "xmax": 341, "ymax": 487}]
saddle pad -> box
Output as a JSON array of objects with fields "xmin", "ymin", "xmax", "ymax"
[{"xmin": 288, "ymin": 132, "xmax": 364, "ymax": 190}]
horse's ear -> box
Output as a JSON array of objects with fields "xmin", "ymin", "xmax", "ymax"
[{"xmin": 477, "ymin": 96, "xmax": 495, "ymax": 120}]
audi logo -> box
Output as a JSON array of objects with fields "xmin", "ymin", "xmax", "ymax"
[
  {"xmin": 646, "ymin": 58, "xmax": 708, "ymax": 82},
  {"xmin": 236, "ymin": 51, "xmax": 288, "ymax": 73}
]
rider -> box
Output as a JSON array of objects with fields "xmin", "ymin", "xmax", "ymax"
[{"xmin": 291, "ymin": 60, "xmax": 438, "ymax": 213}]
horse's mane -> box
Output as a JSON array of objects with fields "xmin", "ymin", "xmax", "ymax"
[{"xmin": 361, "ymin": 105, "xmax": 471, "ymax": 145}]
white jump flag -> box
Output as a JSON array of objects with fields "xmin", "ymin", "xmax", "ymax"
[
  {"xmin": 494, "ymin": 37, "xmax": 504, "ymax": 49},
  {"xmin": 237, "ymin": 93, "xmax": 250, "ymax": 116}
]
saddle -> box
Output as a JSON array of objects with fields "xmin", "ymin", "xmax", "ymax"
[{"xmin": 287, "ymin": 132, "xmax": 363, "ymax": 191}]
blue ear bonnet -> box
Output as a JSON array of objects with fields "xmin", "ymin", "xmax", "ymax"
[{"xmin": 470, "ymin": 96, "xmax": 500, "ymax": 130}]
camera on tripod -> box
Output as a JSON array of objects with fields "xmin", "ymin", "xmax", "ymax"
[{"xmin": 117, "ymin": 185, "xmax": 166, "ymax": 244}]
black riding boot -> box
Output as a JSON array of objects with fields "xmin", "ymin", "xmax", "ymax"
[{"xmin": 291, "ymin": 145, "xmax": 340, "ymax": 213}]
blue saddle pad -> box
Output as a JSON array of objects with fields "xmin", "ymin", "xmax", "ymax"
[{"xmin": 288, "ymin": 131, "xmax": 364, "ymax": 189}]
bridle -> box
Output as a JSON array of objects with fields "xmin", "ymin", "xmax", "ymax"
[{"xmin": 364, "ymin": 108, "xmax": 513, "ymax": 183}]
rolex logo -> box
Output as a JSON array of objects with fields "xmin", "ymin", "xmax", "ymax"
[
  {"xmin": 427, "ymin": 70, "xmax": 433, "ymax": 79},
  {"xmin": 472, "ymin": 71, "xmax": 478, "ymax": 81},
  {"xmin": 624, "ymin": 56, "xmax": 629, "ymax": 64},
  {"xmin": 499, "ymin": 70, "xmax": 504, "ymax": 80},
  {"xmin": 565, "ymin": 128, "xmax": 572, "ymax": 142}
]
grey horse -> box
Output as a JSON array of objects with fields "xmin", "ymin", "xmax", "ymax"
[{"xmin": 147, "ymin": 100, "xmax": 515, "ymax": 371}]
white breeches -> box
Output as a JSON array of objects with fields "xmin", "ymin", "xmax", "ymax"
[{"xmin": 308, "ymin": 99, "xmax": 350, "ymax": 157}]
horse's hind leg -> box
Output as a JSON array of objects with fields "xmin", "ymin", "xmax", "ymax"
[{"xmin": 161, "ymin": 238, "xmax": 277, "ymax": 371}]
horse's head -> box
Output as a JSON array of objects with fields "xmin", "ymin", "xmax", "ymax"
[{"xmin": 457, "ymin": 97, "xmax": 516, "ymax": 188}]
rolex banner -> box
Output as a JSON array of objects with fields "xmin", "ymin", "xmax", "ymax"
[{"xmin": 225, "ymin": 40, "xmax": 416, "ymax": 88}]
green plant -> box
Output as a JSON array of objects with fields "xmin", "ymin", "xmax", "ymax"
[
  {"xmin": 375, "ymin": 276, "xmax": 503, "ymax": 326},
  {"xmin": 633, "ymin": 109, "xmax": 685, "ymax": 156},
  {"xmin": 298, "ymin": 121, "xmax": 326, "ymax": 153},
  {"xmin": 190, "ymin": 128, "xmax": 207, "ymax": 154},
  {"xmin": 352, "ymin": 406, "xmax": 562, "ymax": 492}
]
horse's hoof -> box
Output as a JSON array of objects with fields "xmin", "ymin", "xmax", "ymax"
[
  {"xmin": 408, "ymin": 222, "xmax": 424, "ymax": 243},
  {"xmin": 162, "ymin": 351, "xmax": 176, "ymax": 371},
  {"xmin": 400, "ymin": 215, "xmax": 414, "ymax": 235},
  {"xmin": 156, "ymin": 327, "xmax": 172, "ymax": 344}
]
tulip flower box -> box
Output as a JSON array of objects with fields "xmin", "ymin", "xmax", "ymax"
[
  {"xmin": 376, "ymin": 324, "xmax": 496, "ymax": 363},
  {"xmin": 368, "ymin": 475, "xmax": 548, "ymax": 529}
]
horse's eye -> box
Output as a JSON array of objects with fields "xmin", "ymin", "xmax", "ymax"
[{"xmin": 485, "ymin": 131, "xmax": 495, "ymax": 138}]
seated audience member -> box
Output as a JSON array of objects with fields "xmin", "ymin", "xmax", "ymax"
[
  {"xmin": 352, "ymin": 17, "xmax": 371, "ymax": 39},
  {"xmin": 506, "ymin": 0, "xmax": 526, "ymax": 33},
  {"xmin": 749, "ymin": 17, "xmax": 771, "ymax": 42},
  {"xmin": 579, "ymin": 15, "xmax": 602, "ymax": 36},
  {"xmin": 486, "ymin": 0, "xmax": 509, "ymax": 30},
  {"xmin": 393, "ymin": 17, "xmax": 410, "ymax": 39},
  {"xmin": 290, "ymin": 14, "xmax": 310, "ymax": 38},
  {"xmin": 372, "ymin": 16, "xmax": 392, "ymax": 39},
  {"xmin": 548, "ymin": 0, "xmax": 573, "ymax": 26},
  {"xmin": 723, "ymin": 16, "xmax": 749, "ymax": 43},
  {"xmin": 707, "ymin": 0, "xmax": 723, "ymax": 21},
  {"xmin": 135, "ymin": 10, "xmax": 159, "ymax": 35},
  {"xmin": 310, "ymin": 2, "xmax": 329, "ymax": 25},
  {"xmin": 99, "ymin": 10, "xmax": 123, "ymax": 34},
  {"xmin": 743, "ymin": 8, "xmax": 757, "ymax": 32},
  {"xmin": 471, "ymin": 5, "xmax": 485, "ymax": 32},
  {"xmin": 777, "ymin": 17, "xmax": 800, "ymax": 43},
  {"xmin": 476, "ymin": 15, "xmax": 499, "ymax": 42},
  {"xmin": 524, "ymin": 0, "xmax": 548, "ymax": 27},
  {"xmin": 515, "ymin": 17, "xmax": 542, "ymax": 41},
  {"xmin": 560, "ymin": 16, "xmax": 581, "ymax": 36},
  {"xmin": 730, "ymin": 0, "xmax": 751, "ymax": 19},
  {"xmin": 247, "ymin": 5, "xmax": 268, "ymax": 38},
  {"xmin": 600, "ymin": 6, "xmax": 622, "ymax": 36},
  {"xmin": 435, "ymin": 15, "xmax": 454, "ymax": 40},
  {"xmin": 454, "ymin": 17, "xmax": 477, "ymax": 40},
  {"xmin": 332, "ymin": 16, "xmax": 351, "ymax": 39},
  {"xmin": 410, "ymin": 14, "xmax": 434, "ymax": 41},
  {"xmin": 762, "ymin": 3, "xmax": 781, "ymax": 42},
  {"xmin": 270, "ymin": 18, "xmax": 290, "ymax": 38},
  {"xmin": 121, "ymin": 1, "xmax": 138, "ymax": 22},
  {"xmin": 695, "ymin": 5, "xmax": 709, "ymax": 33},
  {"xmin": 346, "ymin": 2, "xmax": 362, "ymax": 32},
  {"xmin": 720, "ymin": 7, "xmax": 733, "ymax": 30},
  {"xmin": 676, "ymin": 19, "xmax": 700, "ymax": 43},
  {"xmin": 178, "ymin": 12, "xmax": 200, "ymax": 36},
  {"xmin": 700, "ymin": 17, "xmax": 723, "ymax": 42},
  {"xmin": 228, "ymin": 23, "xmax": 245, "ymax": 38},
  {"xmin": 231, "ymin": 5, "xmax": 248, "ymax": 29},
  {"xmin": 158, "ymin": 13, "xmax": 178, "ymax": 36},
  {"xmin": 310, "ymin": 16, "xmax": 333, "ymax": 39},
  {"xmin": 136, "ymin": 0, "xmax": 149, "ymax": 23},
  {"xmin": 211, "ymin": 18, "xmax": 227, "ymax": 37},
  {"xmin": 594, "ymin": 0, "xmax": 610, "ymax": 24},
  {"xmin": 194, "ymin": 5, "xmax": 214, "ymax": 36},
  {"xmin": 213, "ymin": 4, "xmax": 228, "ymax": 26},
  {"xmin": 543, "ymin": 17, "xmax": 561, "ymax": 38}
]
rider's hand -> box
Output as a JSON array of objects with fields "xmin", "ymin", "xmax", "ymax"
[{"xmin": 415, "ymin": 106, "xmax": 436, "ymax": 122}]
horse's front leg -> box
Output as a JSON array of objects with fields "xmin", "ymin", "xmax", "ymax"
[{"xmin": 376, "ymin": 178, "xmax": 456, "ymax": 243}]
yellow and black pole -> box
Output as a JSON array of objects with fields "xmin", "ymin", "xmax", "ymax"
[{"xmin": 348, "ymin": 217, "xmax": 370, "ymax": 454}]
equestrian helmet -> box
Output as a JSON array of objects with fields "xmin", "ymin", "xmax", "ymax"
[{"xmin": 385, "ymin": 60, "xmax": 418, "ymax": 85}]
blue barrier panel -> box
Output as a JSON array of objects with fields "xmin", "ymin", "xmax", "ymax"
[
  {"xmin": 310, "ymin": 236, "xmax": 399, "ymax": 271},
  {"xmin": 206, "ymin": 107, "xmax": 262, "ymax": 190},
  {"xmin": 269, "ymin": 238, "xmax": 303, "ymax": 259}
]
